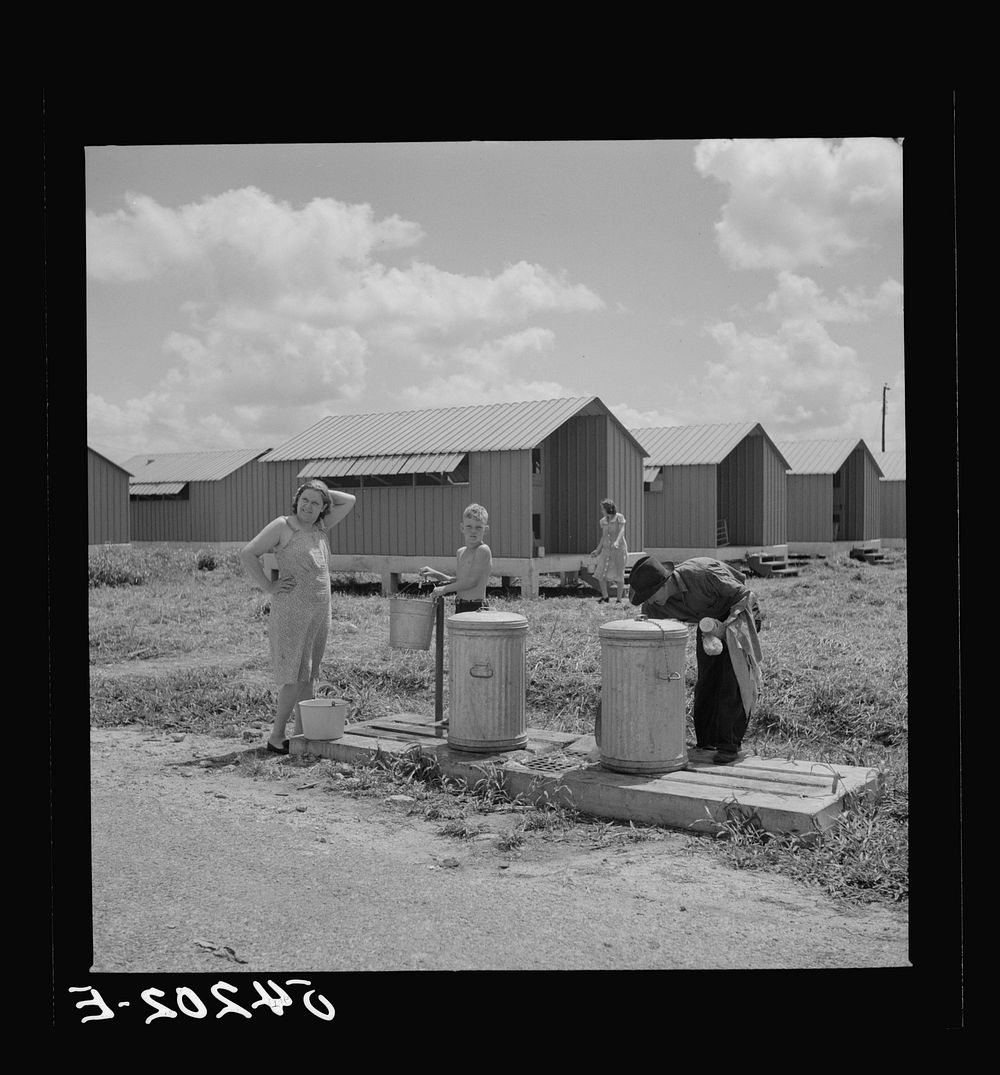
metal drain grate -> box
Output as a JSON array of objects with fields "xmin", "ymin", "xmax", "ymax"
[{"xmin": 519, "ymin": 751, "xmax": 582, "ymax": 774}]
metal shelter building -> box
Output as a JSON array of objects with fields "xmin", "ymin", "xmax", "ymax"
[
  {"xmin": 88, "ymin": 447, "xmax": 132, "ymax": 546},
  {"xmin": 630, "ymin": 422, "xmax": 790, "ymax": 562},
  {"xmin": 123, "ymin": 448, "xmax": 273, "ymax": 543},
  {"xmin": 258, "ymin": 396, "xmax": 646, "ymax": 595},
  {"xmin": 874, "ymin": 450, "xmax": 906, "ymax": 547},
  {"xmin": 777, "ymin": 438, "xmax": 885, "ymax": 552}
]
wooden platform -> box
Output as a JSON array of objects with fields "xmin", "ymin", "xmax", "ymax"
[{"xmin": 289, "ymin": 715, "xmax": 883, "ymax": 837}]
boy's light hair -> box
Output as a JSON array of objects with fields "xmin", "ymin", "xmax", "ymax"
[{"xmin": 463, "ymin": 503, "xmax": 489, "ymax": 524}]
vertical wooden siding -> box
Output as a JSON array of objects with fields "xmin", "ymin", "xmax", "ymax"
[
  {"xmin": 234, "ymin": 459, "xmax": 318, "ymax": 540},
  {"xmin": 131, "ymin": 482, "xmax": 217, "ymax": 541},
  {"xmin": 718, "ymin": 440, "xmax": 753, "ymax": 545},
  {"xmin": 320, "ymin": 450, "xmax": 532, "ymax": 559},
  {"xmin": 260, "ymin": 461, "xmax": 305, "ymax": 527},
  {"xmin": 468, "ymin": 449, "xmax": 532, "ymax": 557},
  {"xmin": 761, "ymin": 439, "xmax": 789, "ymax": 545},
  {"xmin": 128, "ymin": 460, "xmax": 281, "ymax": 543},
  {"xmin": 544, "ymin": 415, "xmax": 606, "ymax": 553},
  {"xmin": 880, "ymin": 481, "xmax": 906, "ymax": 538},
  {"xmin": 604, "ymin": 418, "xmax": 644, "ymax": 554},
  {"xmin": 843, "ymin": 448, "xmax": 882, "ymax": 541},
  {"xmin": 215, "ymin": 460, "xmax": 284, "ymax": 541},
  {"xmin": 862, "ymin": 450, "xmax": 882, "ymax": 541},
  {"xmin": 327, "ymin": 484, "xmax": 468, "ymax": 556},
  {"xmin": 88, "ymin": 449, "xmax": 131, "ymax": 544},
  {"xmin": 130, "ymin": 494, "xmax": 183, "ymax": 541},
  {"xmin": 786, "ymin": 474, "xmax": 832, "ymax": 541},
  {"xmin": 717, "ymin": 434, "xmax": 788, "ymax": 546},
  {"xmin": 643, "ymin": 464, "xmax": 717, "ymax": 547}
]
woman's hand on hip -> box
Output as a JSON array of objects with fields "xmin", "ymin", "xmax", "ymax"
[{"xmin": 269, "ymin": 576, "xmax": 297, "ymax": 596}]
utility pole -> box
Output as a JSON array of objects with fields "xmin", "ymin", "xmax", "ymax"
[{"xmin": 881, "ymin": 383, "xmax": 890, "ymax": 452}]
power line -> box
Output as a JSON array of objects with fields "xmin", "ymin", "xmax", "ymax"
[{"xmin": 882, "ymin": 383, "xmax": 891, "ymax": 452}]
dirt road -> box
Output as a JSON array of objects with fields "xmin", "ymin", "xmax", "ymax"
[{"xmin": 89, "ymin": 725, "xmax": 909, "ymax": 973}]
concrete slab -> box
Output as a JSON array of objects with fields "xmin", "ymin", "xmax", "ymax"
[{"xmin": 288, "ymin": 719, "xmax": 883, "ymax": 836}]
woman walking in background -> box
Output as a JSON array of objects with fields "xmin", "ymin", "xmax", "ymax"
[
  {"xmin": 240, "ymin": 480, "xmax": 356, "ymax": 753},
  {"xmin": 591, "ymin": 498, "xmax": 628, "ymax": 603}
]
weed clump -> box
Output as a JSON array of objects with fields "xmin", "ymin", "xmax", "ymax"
[
  {"xmin": 89, "ymin": 549, "xmax": 150, "ymax": 588},
  {"xmin": 366, "ymin": 745, "xmax": 459, "ymax": 792},
  {"xmin": 704, "ymin": 788, "xmax": 908, "ymax": 904}
]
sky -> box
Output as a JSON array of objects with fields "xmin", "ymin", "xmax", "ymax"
[{"xmin": 84, "ymin": 138, "xmax": 906, "ymax": 465}]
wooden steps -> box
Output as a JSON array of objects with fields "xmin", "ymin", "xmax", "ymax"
[
  {"xmin": 745, "ymin": 552, "xmax": 799, "ymax": 579},
  {"xmin": 787, "ymin": 552, "xmax": 823, "ymax": 567},
  {"xmin": 849, "ymin": 547, "xmax": 889, "ymax": 566}
]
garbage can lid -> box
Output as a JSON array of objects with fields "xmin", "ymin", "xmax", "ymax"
[
  {"xmin": 446, "ymin": 611, "xmax": 528, "ymax": 630},
  {"xmin": 598, "ymin": 617, "xmax": 688, "ymax": 640}
]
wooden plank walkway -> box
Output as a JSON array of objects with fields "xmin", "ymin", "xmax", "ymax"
[{"xmin": 289, "ymin": 715, "xmax": 882, "ymax": 837}]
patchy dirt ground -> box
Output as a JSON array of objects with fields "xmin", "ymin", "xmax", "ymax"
[{"xmin": 90, "ymin": 721, "xmax": 910, "ymax": 973}]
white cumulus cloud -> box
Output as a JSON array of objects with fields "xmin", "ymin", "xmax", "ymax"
[
  {"xmin": 695, "ymin": 318, "xmax": 869, "ymax": 437},
  {"xmin": 694, "ymin": 138, "xmax": 903, "ymax": 271},
  {"xmin": 760, "ymin": 270, "xmax": 904, "ymax": 324},
  {"xmin": 87, "ymin": 188, "xmax": 604, "ymax": 453}
]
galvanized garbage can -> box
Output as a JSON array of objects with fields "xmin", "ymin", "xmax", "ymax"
[
  {"xmin": 446, "ymin": 610, "xmax": 528, "ymax": 752},
  {"xmin": 598, "ymin": 617, "xmax": 689, "ymax": 774}
]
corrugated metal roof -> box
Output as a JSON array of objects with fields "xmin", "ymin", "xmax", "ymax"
[
  {"xmin": 88, "ymin": 446, "xmax": 134, "ymax": 475},
  {"xmin": 776, "ymin": 439, "xmax": 883, "ymax": 476},
  {"xmin": 130, "ymin": 482, "xmax": 187, "ymax": 495},
  {"xmin": 262, "ymin": 397, "xmax": 645, "ymax": 461},
  {"xmin": 874, "ymin": 450, "xmax": 906, "ymax": 481},
  {"xmin": 123, "ymin": 448, "xmax": 268, "ymax": 484},
  {"xmin": 298, "ymin": 453, "xmax": 466, "ymax": 478},
  {"xmin": 629, "ymin": 422, "xmax": 790, "ymax": 468}
]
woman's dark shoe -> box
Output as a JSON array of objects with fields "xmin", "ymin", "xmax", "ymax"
[
  {"xmin": 598, "ymin": 597, "xmax": 610, "ymax": 603},
  {"xmin": 713, "ymin": 748, "xmax": 739, "ymax": 764},
  {"xmin": 266, "ymin": 740, "xmax": 290, "ymax": 755}
]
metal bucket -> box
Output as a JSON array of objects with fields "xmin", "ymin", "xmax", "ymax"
[
  {"xmin": 598, "ymin": 617, "xmax": 689, "ymax": 774},
  {"xmin": 298, "ymin": 697, "xmax": 349, "ymax": 741},
  {"xmin": 446, "ymin": 611, "xmax": 528, "ymax": 752},
  {"xmin": 389, "ymin": 597, "xmax": 436, "ymax": 650}
]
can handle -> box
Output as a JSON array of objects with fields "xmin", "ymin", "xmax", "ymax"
[
  {"xmin": 656, "ymin": 621, "xmax": 681, "ymax": 679},
  {"xmin": 470, "ymin": 663, "xmax": 494, "ymax": 678}
]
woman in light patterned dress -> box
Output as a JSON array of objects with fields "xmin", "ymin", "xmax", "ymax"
[
  {"xmin": 590, "ymin": 498, "xmax": 628, "ymax": 603},
  {"xmin": 241, "ymin": 480, "xmax": 356, "ymax": 753}
]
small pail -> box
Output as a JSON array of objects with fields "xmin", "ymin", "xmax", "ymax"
[
  {"xmin": 389, "ymin": 597, "xmax": 436, "ymax": 650},
  {"xmin": 446, "ymin": 611, "xmax": 528, "ymax": 752},
  {"xmin": 298, "ymin": 697, "xmax": 349, "ymax": 740},
  {"xmin": 598, "ymin": 617, "xmax": 689, "ymax": 774}
]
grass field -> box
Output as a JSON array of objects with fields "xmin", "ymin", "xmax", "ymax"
[{"xmin": 89, "ymin": 544, "xmax": 909, "ymax": 905}]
